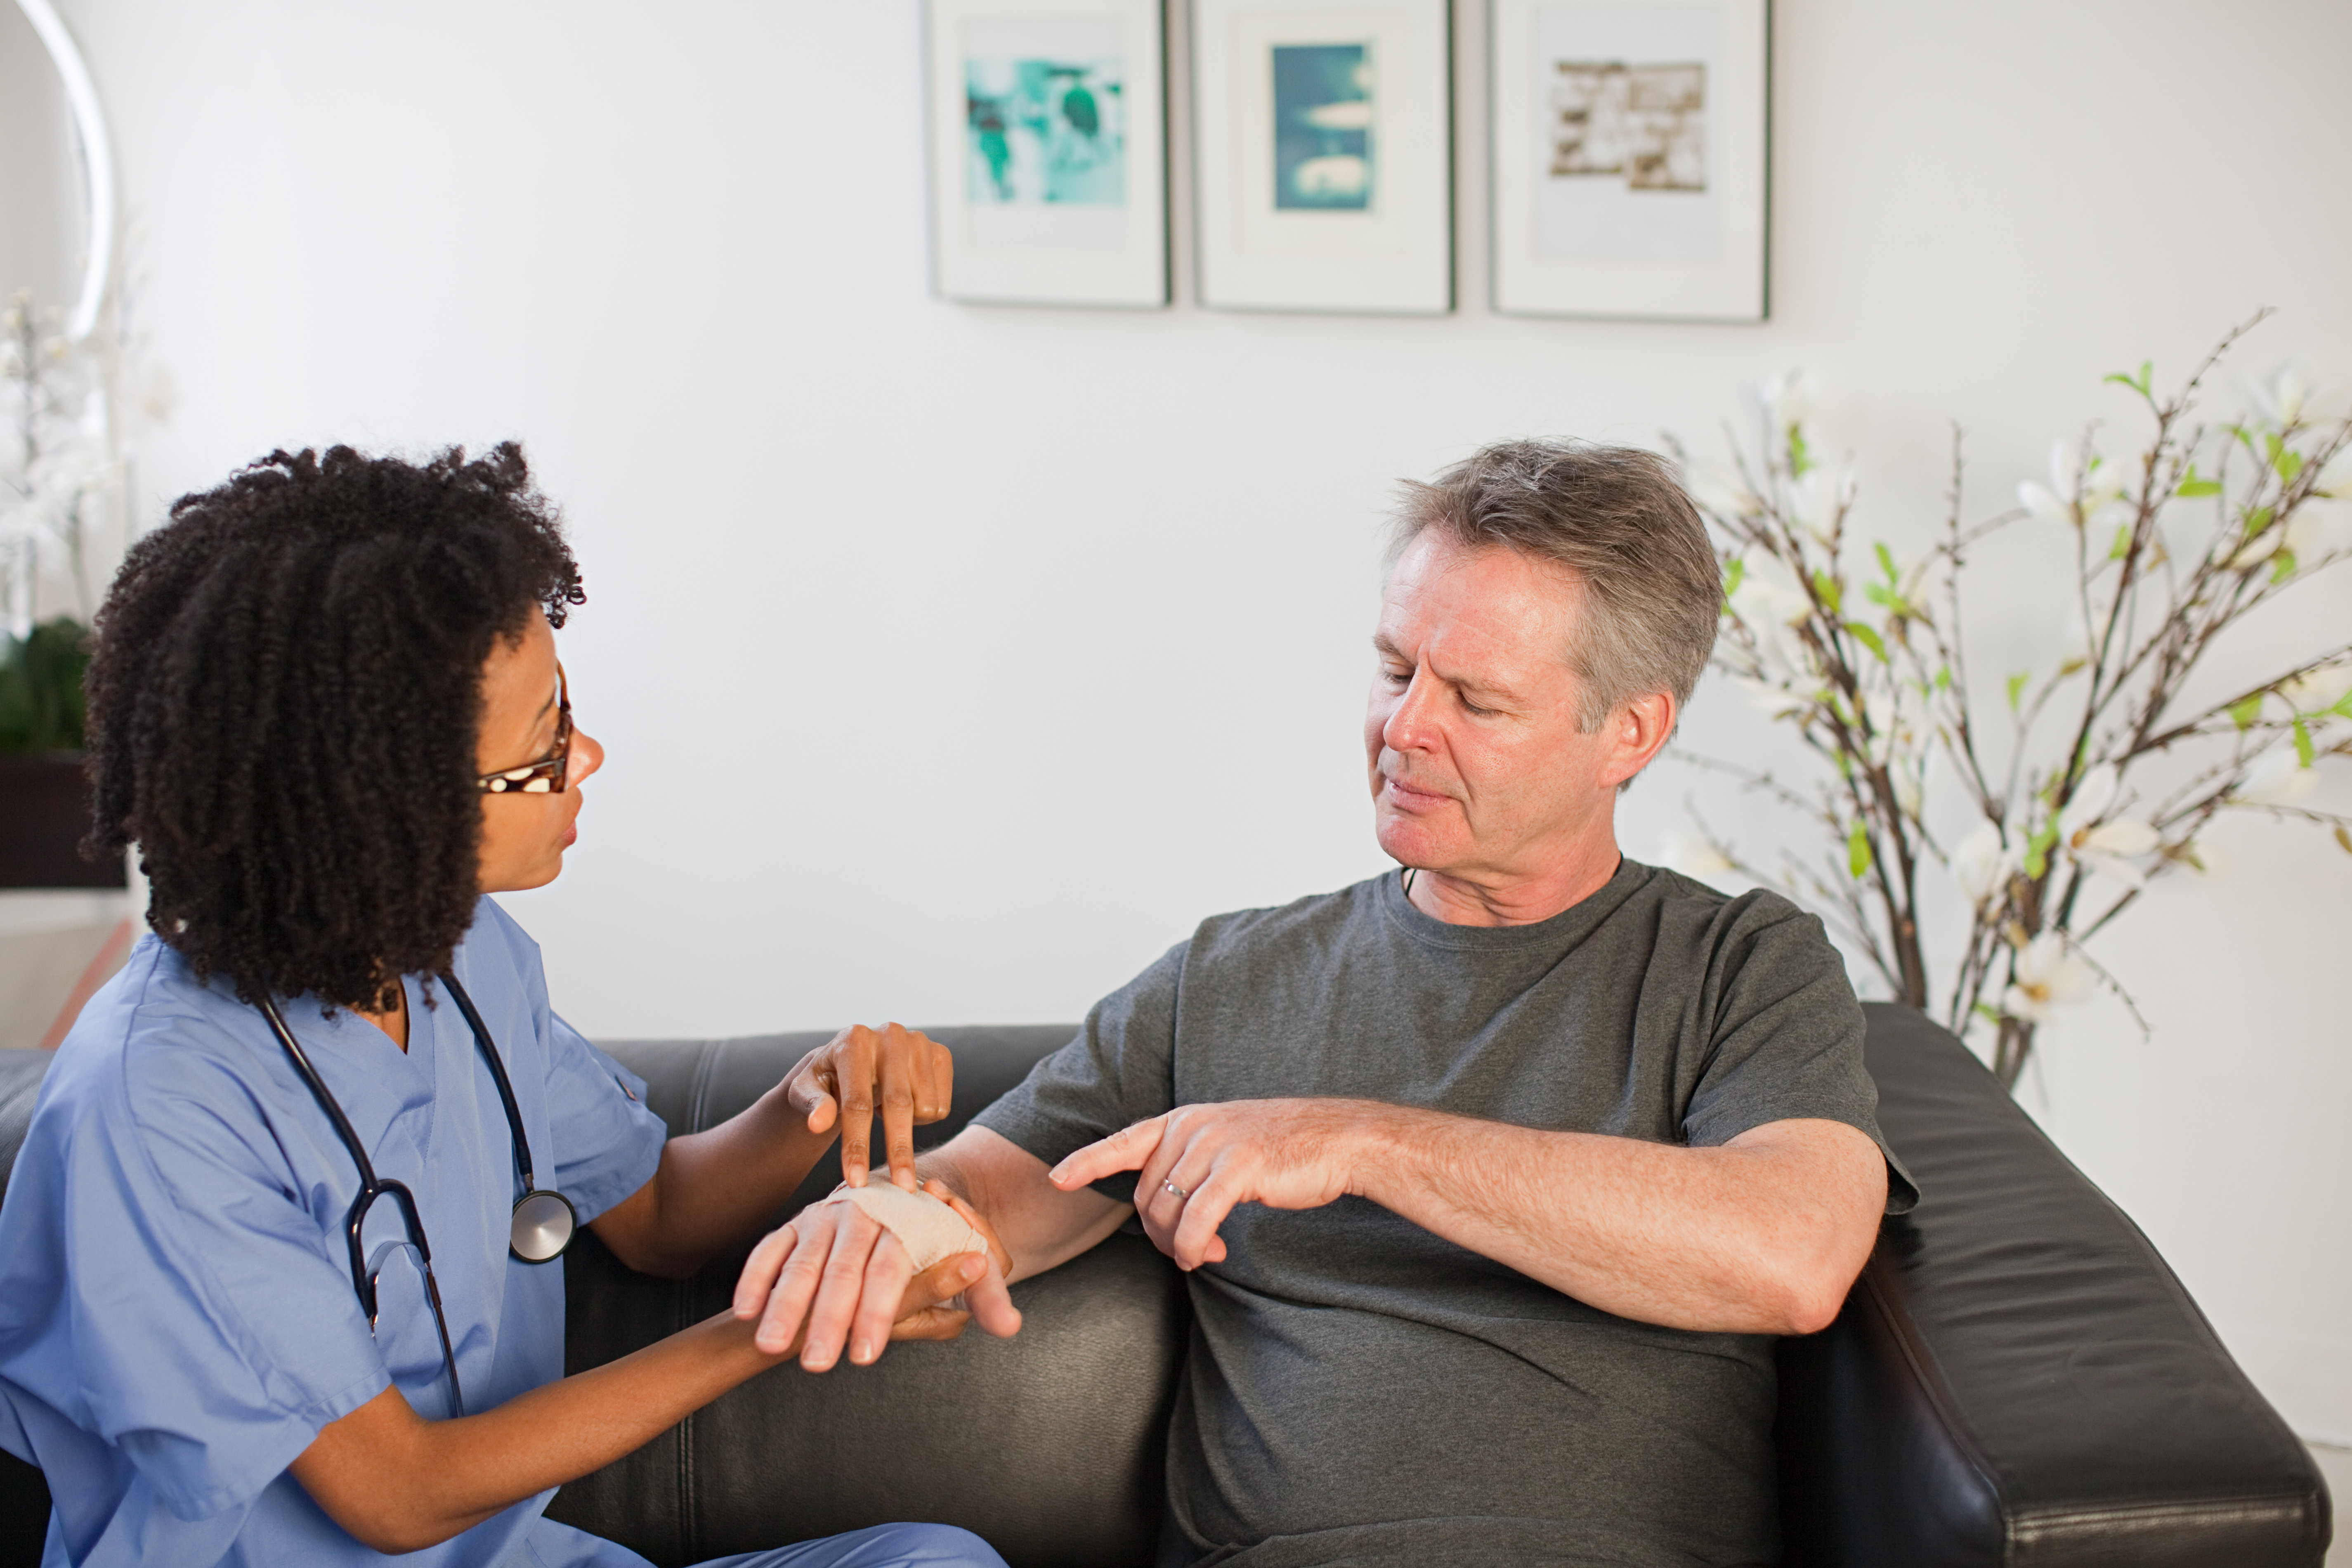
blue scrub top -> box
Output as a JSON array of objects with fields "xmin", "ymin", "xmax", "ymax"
[{"xmin": 0, "ymin": 897, "xmax": 670, "ymax": 1567}]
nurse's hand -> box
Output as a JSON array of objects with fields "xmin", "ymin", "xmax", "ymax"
[
  {"xmin": 783, "ymin": 1023, "xmax": 954, "ymax": 1192},
  {"xmin": 733, "ymin": 1180, "xmax": 1021, "ymax": 1370}
]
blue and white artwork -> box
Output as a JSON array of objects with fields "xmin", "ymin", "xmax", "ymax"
[
  {"xmin": 1271, "ymin": 43, "xmax": 1373, "ymax": 210},
  {"xmin": 966, "ymin": 56, "xmax": 1126, "ymax": 206}
]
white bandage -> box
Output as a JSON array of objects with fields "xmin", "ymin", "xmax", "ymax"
[{"xmin": 818, "ymin": 1180, "xmax": 987, "ymax": 1273}]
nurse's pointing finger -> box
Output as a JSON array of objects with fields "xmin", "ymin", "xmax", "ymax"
[
  {"xmin": 877, "ymin": 1023, "xmax": 921, "ymax": 1192},
  {"xmin": 835, "ymin": 1025, "xmax": 879, "ymax": 1188}
]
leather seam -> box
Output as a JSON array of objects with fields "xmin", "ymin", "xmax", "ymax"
[{"xmin": 2008, "ymin": 1493, "xmax": 2325, "ymax": 1537}]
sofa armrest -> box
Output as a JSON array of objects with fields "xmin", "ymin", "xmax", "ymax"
[{"xmin": 1776, "ymin": 1004, "xmax": 2331, "ymax": 1568}]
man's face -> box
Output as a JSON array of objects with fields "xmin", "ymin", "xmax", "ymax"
[{"xmin": 1364, "ymin": 535, "xmax": 1623, "ymax": 884}]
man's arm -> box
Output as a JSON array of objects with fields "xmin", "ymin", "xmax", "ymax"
[
  {"xmin": 1052, "ymin": 1100, "xmax": 1886, "ymax": 1336},
  {"xmin": 592, "ymin": 1022, "xmax": 952, "ymax": 1278}
]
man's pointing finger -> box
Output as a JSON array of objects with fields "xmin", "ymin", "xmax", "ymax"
[{"xmin": 1049, "ymin": 1115, "xmax": 1167, "ymax": 1188}]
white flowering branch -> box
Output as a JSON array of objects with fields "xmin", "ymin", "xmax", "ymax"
[{"xmin": 1670, "ymin": 313, "xmax": 2352, "ymax": 1089}]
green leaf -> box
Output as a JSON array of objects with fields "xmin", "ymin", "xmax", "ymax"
[
  {"xmin": 2331, "ymin": 691, "xmax": 2352, "ymax": 720},
  {"xmin": 2276, "ymin": 447, "xmax": 2305, "ymax": 483},
  {"xmin": 1721, "ymin": 557, "xmax": 1745, "ymax": 600},
  {"xmin": 1848, "ymin": 822, "xmax": 1873, "ymax": 878},
  {"xmin": 2227, "ymin": 693, "xmax": 2264, "ymax": 730},
  {"xmin": 1974, "ymin": 1001, "xmax": 2005, "ymax": 1025},
  {"xmin": 1934, "ymin": 665, "xmax": 1953, "ymax": 691},
  {"xmin": 1789, "ymin": 428, "xmax": 1814, "ymax": 479},
  {"xmin": 2007, "ymin": 672, "xmax": 2029, "ymax": 711},
  {"xmin": 2334, "ymin": 825, "xmax": 2352, "ymax": 856},
  {"xmin": 2295, "ymin": 716, "xmax": 2315, "ymax": 768},
  {"xmin": 2103, "ymin": 360, "xmax": 2152, "ymax": 396},
  {"xmin": 2108, "ymin": 524, "xmax": 2132, "ymax": 560},
  {"xmin": 1874, "ymin": 541, "xmax": 1899, "ymax": 585},
  {"xmin": 2022, "ymin": 822, "xmax": 2059, "ymax": 880},
  {"xmin": 2177, "ymin": 467, "xmax": 2222, "ymax": 498},
  {"xmin": 2243, "ymin": 506, "xmax": 2276, "ymax": 538},
  {"xmin": 1845, "ymin": 621, "xmax": 1888, "ymax": 661},
  {"xmin": 2271, "ymin": 549, "xmax": 2298, "ymax": 583},
  {"xmin": 1811, "ymin": 569, "xmax": 1842, "ymax": 615}
]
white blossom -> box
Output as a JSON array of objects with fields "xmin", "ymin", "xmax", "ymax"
[
  {"xmin": 1789, "ymin": 465, "xmax": 1853, "ymax": 543},
  {"xmin": 2235, "ymin": 747, "xmax": 2319, "ymax": 806},
  {"xmin": 2278, "ymin": 663, "xmax": 2352, "ymax": 714},
  {"xmin": 1951, "ymin": 822, "xmax": 2015, "ymax": 908},
  {"xmin": 2057, "ymin": 765, "xmax": 2160, "ymax": 889},
  {"xmin": 1732, "ymin": 673, "xmax": 1807, "ymax": 720},
  {"xmin": 1759, "ymin": 369, "xmax": 1817, "ymax": 435},
  {"xmin": 2003, "ymin": 934, "xmax": 2096, "ymax": 1023},
  {"xmin": 1727, "ymin": 552, "xmax": 1812, "ymax": 628},
  {"xmin": 2314, "ymin": 446, "xmax": 2352, "ymax": 500},
  {"xmin": 2245, "ymin": 360, "xmax": 2315, "ymax": 429}
]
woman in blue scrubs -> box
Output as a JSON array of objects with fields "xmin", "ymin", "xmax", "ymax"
[{"xmin": 0, "ymin": 446, "xmax": 1013, "ymax": 1567}]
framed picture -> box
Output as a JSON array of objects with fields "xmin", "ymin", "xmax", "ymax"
[
  {"xmin": 1490, "ymin": 0, "xmax": 1768, "ymax": 321},
  {"xmin": 925, "ymin": 0, "xmax": 1169, "ymax": 308},
  {"xmin": 1191, "ymin": 0, "xmax": 1454, "ymax": 315}
]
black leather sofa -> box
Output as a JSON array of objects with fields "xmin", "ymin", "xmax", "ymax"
[{"xmin": 0, "ymin": 1004, "xmax": 2332, "ymax": 1566}]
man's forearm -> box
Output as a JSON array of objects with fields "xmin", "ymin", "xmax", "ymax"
[
  {"xmin": 292, "ymin": 1311, "xmax": 784, "ymax": 1553},
  {"xmin": 1347, "ymin": 1104, "xmax": 1884, "ymax": 1334}
]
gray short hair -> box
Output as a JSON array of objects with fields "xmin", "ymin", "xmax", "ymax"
[{"xmin": 1391, "ymin": 439, "xmax": 1719, "ymax": 732}]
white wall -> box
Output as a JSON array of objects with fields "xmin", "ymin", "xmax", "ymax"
[{"xmin": 25, "ymin": 0, "xmax": 2352, "ymax": 1440}]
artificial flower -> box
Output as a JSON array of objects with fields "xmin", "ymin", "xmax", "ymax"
[
  {"xmin": 2244, "ymin": 360, "xmax": 2314, "ymax": 429},
  {"xmin": 2057, "ymin": 765, "xmax": 2161, "ymax": 889},
  {"xmin": 2003, "ymin": 933, "xmax": 2095, "ymax": 1023},
  {"xmin": 2235, "ymin": 747, "xmax": 2319, "ymax": 807},
  {"xmin": 1951, "ymin": 822, "xmax": 2014, "ymax": 908}
]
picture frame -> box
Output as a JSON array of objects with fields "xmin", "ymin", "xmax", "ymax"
[
  {"xmin": 1489, "ymin": 0, "xmax": 1769, "ymax": 321},
  {"xmin": 1191, "ymin": 0, "xmax": 1454, "ymax": 315},
  {"xmin": 925, "ymin": 0, "xmax": 1170, "ymax": 309}
]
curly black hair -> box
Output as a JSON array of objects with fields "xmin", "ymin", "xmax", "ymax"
[{"xmin": 84, "ymin": 443, "xmax": 584, "ymax": 1011}]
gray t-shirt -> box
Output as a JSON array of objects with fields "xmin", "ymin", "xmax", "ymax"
[{"xmin": 975, "ymin": 860, "xmax": 1917, "ymax": 1568}]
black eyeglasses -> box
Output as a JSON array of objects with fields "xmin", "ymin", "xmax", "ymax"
[{"xmin": 477, "ymin": 668, "xmax": 572, "ymax": 796}]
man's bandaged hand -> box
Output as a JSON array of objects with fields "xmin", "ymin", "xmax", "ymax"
[
  {"xmin": 818, "ymin": 1177, "xmax": 987, "ymax": 1273},
  {"xmin": 732, "ymin": 1178, "xmax": 1021, "ymax": 1370}
]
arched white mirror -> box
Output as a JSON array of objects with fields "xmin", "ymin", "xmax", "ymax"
[{"xmin": 5, "ymin": 0, "xmax": 113, "ymax": 340}]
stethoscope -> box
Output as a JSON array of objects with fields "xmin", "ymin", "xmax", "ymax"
[{"xmin": 254, "ymin": 973, "xmax": 576, "ymax": 1418}]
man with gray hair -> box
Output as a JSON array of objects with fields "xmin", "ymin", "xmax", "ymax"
[{"xmin": 745, "ymin": 439, "xmax": 1916, "ymax": 1566}]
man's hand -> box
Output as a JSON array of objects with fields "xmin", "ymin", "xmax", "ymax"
[
  {"xmin": 1050, "ymin": 1099, "xmax": 1376, "ymax": 1271},
  {"xmin": 733, "ymin": 1179, "xmax": 1022, "ymax": 1369},
  {"xmin": 783, "ymin": 1022, "xmax": 954, "ymax": 1190}
]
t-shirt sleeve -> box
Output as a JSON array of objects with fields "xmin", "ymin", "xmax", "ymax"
[
  {"xmin": 1680, "ymin": 900, "xmax": 1920, "ymax": 1214},
  {"xmin": 542, "ymin": 1011, "xmax": 667, "ymax": 1225},
  {"xmin": 970, "ymin": 940, "xmax": 1186, "ymax": 1206},
  {"xmin": 66, "ymin": 1046, "xmax": 392, "ymax": 1521}
]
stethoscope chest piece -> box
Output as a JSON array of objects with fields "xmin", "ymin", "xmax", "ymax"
[{"xmin": 511, "ymin": 1188, "xmax": 576, "ymax": 1263}]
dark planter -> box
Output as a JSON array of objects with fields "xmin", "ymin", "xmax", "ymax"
[{"xmin": 0, "ymin": 755, "xmax": 123, "ymax": 889}]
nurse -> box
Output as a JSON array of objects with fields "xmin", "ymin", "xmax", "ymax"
[{"xmin": 0, "ymin": 445, "xmax": 1015, "ymax": 1567}]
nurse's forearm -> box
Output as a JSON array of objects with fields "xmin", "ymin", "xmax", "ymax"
[
  {"xmin": 290, "ymin": 1309, "xmax": 785, "ymax": 1554},
  {"xmin": 590, "ymin": 1082, "xmax": 834, "ymax": 1277}
]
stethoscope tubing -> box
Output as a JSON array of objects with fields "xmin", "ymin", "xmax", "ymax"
[{"xmin": 253, "ymin": 974, "xmax": 577, "ymax": 1417}]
